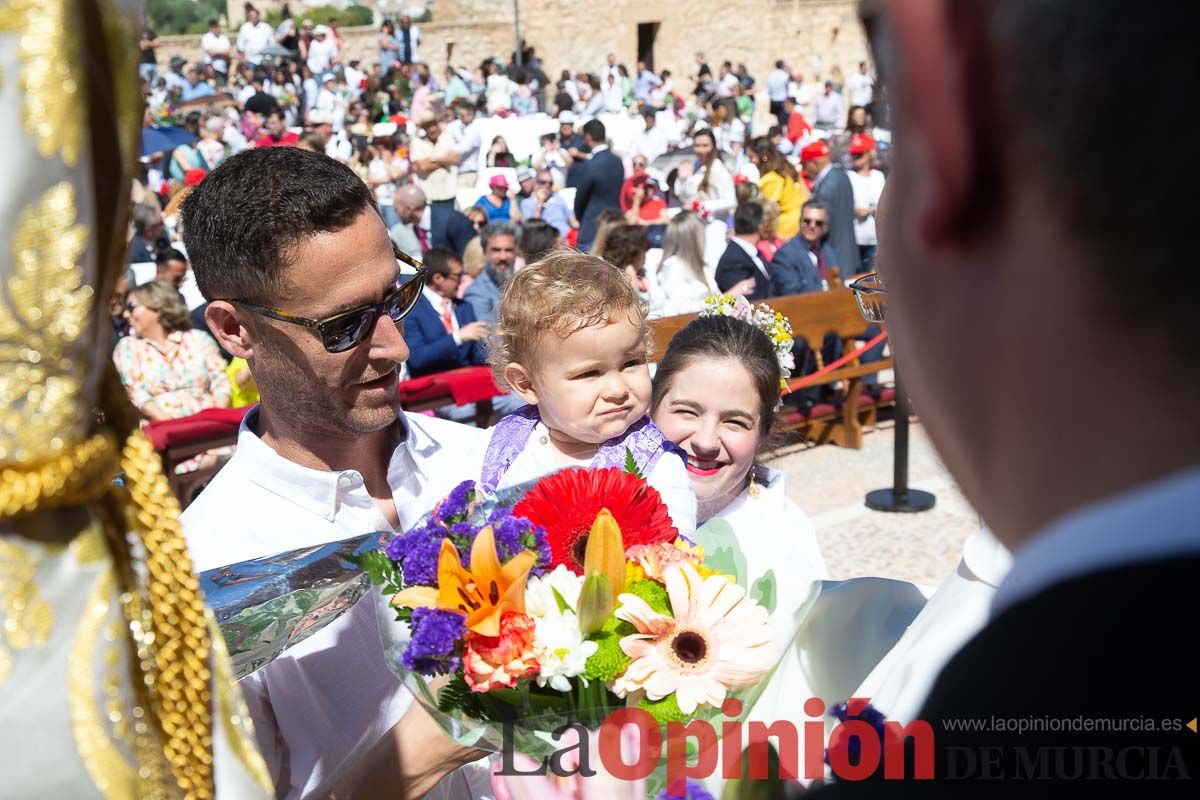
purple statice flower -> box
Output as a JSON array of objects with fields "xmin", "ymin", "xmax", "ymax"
[
  {"xmin": 487, "ymin": 507, "xmax": 551, "ymax": 575},
  {"xmin": 435, "ymin": 480, "xmax": 477, "ymax": 526},
  {"xmin": 388, "ymin": 518, "xmax": 446, "ymax": 586},
  {"xmin": 402, "ymin": 608, "xmax": 465, "ymax": 676},
  {"xmin": 658, "ymin": 780, "xmax": 714, "ymax": 800},
  {"xmin": 826, "ymin": 701, "xmax": 888, "ymax": 765}
]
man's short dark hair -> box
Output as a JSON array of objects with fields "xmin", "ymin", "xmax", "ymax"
[
  {"xmin": 581, "ymin": 119, "xmax": 606, "ymax": 144},
  {"xmin": 975, "ymin": 1, "xmax": 1194, "ymax": 338},
  {"xmin": 181, "ymin": 147, "xmax": 376, "ymax": 303},
  {"xmin": 208, "ymin": 18, "xmax": 218, "ymax": 26},
  {"xmin": 519, "ymin": 219, "xmax": 560, "ymax": 263},
  {"xmin": 733, "ymin": 201, "xmax": 764, "ymax": 235},
  {"xmin": 801, "ymin": 198, "xmax": 829, "ymax": 216},
  {"xmin": 155, "ymin": 248, "xmax": 187, "ymax": 268},
  {"xmin": 775, "ymin": 60, "xmax": 785, "ymax": 69},
  {"xmin": 422, "ymin": 247, "xmax": 460, "ymax": 283},
  {"xmin": 480, "ymin": 220, "xmax": 518, "ymax": 250}
]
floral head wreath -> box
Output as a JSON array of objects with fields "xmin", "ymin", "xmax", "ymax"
[{"xmin": 699, "ymin": 295, "xmax": 795, "ymax": 390}]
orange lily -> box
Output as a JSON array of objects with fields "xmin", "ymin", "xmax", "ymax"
[{"xmin": 392, "ymin": 526, "xmax": 536, "ymax": 637}]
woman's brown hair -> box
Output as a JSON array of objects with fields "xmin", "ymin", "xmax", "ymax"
[
  {"xmin": 131, "ymin": 281, "xmax": 192, "ymax": 333},
  {"xmin": 651, "ymin": 315, "xmax": 780, "ymax": 438}
]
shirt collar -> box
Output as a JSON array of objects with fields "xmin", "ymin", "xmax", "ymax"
[
  {"xmin": 421, "ymin": 284, "xmax": 448, "ymax": 308},
  {"xmin": 590, "ymin": 144, "xmax": 609, "ymax": 154},
  {"xmin": 730, "ymin": 235, "xmax": 761, "ymax": 260},
  {"xmin": 991, "ymin": 466, "xmax": 1200, "ymax": 616},
  {"xmin": 234, "ymin": 406, "xmax": 433, "ymax": 523},
  {"xmin": 419, "ymin": 204, "xmax": 432, "ymax": 231}
]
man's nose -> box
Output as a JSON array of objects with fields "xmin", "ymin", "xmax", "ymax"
[{"xmin": 369, "ymin": 314, "xmax": 409, "ymax": 363}]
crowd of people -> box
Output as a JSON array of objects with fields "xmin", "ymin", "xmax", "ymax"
[{"xmin": 126, "ymin": 4, "xmax": 886, "ymax": 451}]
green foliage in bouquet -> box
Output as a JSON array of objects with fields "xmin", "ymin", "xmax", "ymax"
[{"xmin": 583, "ymin": 578, "xmax": 669, "ymax": 681}]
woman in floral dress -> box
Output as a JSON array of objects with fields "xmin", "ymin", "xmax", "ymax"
[{"xmin": 113, "ymin": 280, "xmax": 232, "ymax": 471}]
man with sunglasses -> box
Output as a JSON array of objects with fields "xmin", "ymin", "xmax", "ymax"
[
  {"xmin": 769, "ymin": 199, "xmax": 836, "ymax": 296},
  {"xmin": 801, "ymin": 138, "xmax": 862, "ymax": 276},
  {"xmin": 829, "ymin": 0, "xmax": 1199, "ymax": 794},
  {"xmin": 179, "ymin": 146, "xmax": 487, "ymax": 799},
  {"xmin": 519, "ymin": 169, "xmax": 575, "ymax": 237}
]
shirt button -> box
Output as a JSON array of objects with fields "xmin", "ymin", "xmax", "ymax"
[{"xmin": 337, "ymin": 475, "xmax": 353, "ymax": 488}]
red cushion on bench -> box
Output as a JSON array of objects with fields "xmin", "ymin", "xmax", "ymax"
[
  {"xmin": 398, "ymin": 366, "xmax": 506, "ymax": 407},
  {"xmin": 777, "ymin": 401, "xmax": 840, "ymax": 426},
  {"xmin": 857, "ymin": 387, "xmax": 897, "ymax": 407},
  {"xmin": 143, "ymin": 406, "xmax": 251, "ymax": 451}
]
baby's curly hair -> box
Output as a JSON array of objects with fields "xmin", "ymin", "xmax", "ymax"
[{"xmin": 488, "ymin": 250, "xmax": 650, "ymax": 385}]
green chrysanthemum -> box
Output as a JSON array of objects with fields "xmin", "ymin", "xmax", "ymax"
[
  {"xmin": 639, "ymin": 692, "xmax": 689, "ymax": 725},
  {"xmin": 583, "ymin": 579, "xmax": 672, "ymax": 681}
]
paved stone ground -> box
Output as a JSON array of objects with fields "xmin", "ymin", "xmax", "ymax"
[{"xmin": 765, "ymin": 418, "xmax": 980, "ymax": 588}]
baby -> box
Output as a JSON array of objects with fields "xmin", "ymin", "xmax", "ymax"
[{"xmin": 478, "ymin": 251, "xmax": 697, "ymax": 535}]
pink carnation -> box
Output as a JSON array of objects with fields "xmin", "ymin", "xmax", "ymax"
[
  {"xmin": 463, "ymin": 611, "xmax": 541, "ymax": 692},
  {"xmin": 626, "ymin": 540, "xmax": 705, "ymax": 582}
]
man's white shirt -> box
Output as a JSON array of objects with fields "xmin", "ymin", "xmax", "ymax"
[
  {"xmin": 182, "ymin": 409, "xmax": 487, "ymax": 799},
  {"xmin": 237, "ymin": 21, "xmax": 275, "ymax": 65},
  {"xmin": 201, "ymin": 31, "xmax": 231, "ymax": 74},
  {"xmin": 847, "ymin": 72, "xmax": 874, "ymax": 107}
]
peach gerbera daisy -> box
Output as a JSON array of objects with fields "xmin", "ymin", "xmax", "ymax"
[{"xmin": 611, "ymin": 563, "xmax": 776, "ymax": 714}]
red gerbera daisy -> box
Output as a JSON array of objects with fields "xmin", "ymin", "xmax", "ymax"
[{"xmin": 512, "ymin": 467, "xmax": 678, "ymax": 575}]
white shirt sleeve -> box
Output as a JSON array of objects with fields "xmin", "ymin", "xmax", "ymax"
[{"xmin": 645, "ymin": 452, "xmax": 697, "ymax": 539}]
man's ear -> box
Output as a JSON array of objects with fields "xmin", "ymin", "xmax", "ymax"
[
  {"xmin": 886, "ymin": 0, "xmax": 995, "ymax": 246},
  {"xmin": 204, "ymin": 301, "xmax": 255, "ymax": 360},
  {"xmin": 502, "ymin": 362, "xmax": 538, "ymax": 406}
]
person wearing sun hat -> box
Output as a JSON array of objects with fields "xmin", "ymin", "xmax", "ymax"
[
  {"xmin": 847, "ymin": 132, "xmax": 885, "ymax": 272},
  {"xmin": 474, "ymin": 174, "xmax": 521, "ymax": 223},
  {"xmin": 306, "ymin": 23, "xmax": 338, "ymax": 76},
  {"xmin": 801, "ymin": 138, "xmax": 861, "ymax": 275}
]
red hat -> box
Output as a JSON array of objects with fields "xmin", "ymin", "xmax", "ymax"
[
  {"xmin": 488, "ymin": 174, "xmax": 509, "ymax": 189},
  {"xmin": 184, "ymin": 168, "xmax": 207, "ymax": 187},
  {"xmin": 848, "ymin": 133, "xmax": 877, "ymax": 155},
  {"xmin": 799, "ymin": 140, "xmax": 831, "ymax": 162}
]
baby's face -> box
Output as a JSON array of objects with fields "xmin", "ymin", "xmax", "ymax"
[{"xmin": 531, "ymin": 315, "xmax": 651, "ymax": 446}]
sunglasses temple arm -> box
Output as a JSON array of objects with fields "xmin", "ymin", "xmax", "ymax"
[{"xmin": 395, "ymin": 249, "xmax": 424, "ymax": 272}]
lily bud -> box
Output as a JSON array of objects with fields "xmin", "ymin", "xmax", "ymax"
[
  {"xmin": 583, "ymin": 508, "xmax": 626, "ymax": 599},
  {"xmin": 577, "ymin": 571, "xmax": 613, "ymax": 635}
]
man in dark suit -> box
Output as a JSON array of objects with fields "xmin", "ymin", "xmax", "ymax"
[
  {"xmin": 801, "ymin": 139, "xmax": 862, "ymax": 276},
  {"xmin": 403, "ymin": 248, "xmax": 523, "ymax": 421},
  {"xmin": 393, "ymin": 184, "xmax": 475, "ymax": 259},
  {"xmin": 714, "ymin": 201, "xmax": 771, "ymax": 301},
  {"xmin": 403, "ymin": 248, "xmax": 489, "ymax": 377},
  {"xmin": 572, "ymin": 119, "xmax": 623, "ymax": 251},
  {"xmin": 770, "ymin": 199, "xmax": 836, "ymax": 296},
  {"xmin": 815, "ymin": 1, "xmax": 1199, "ymax": 795}
]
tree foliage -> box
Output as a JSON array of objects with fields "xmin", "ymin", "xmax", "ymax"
[
  {"xmin": 146, "ymin": 0, "xmax": 227, "ymax": 36},
  {"xmin": 264, "ymin": 5, "xmax": 374, "ymax": 29}
]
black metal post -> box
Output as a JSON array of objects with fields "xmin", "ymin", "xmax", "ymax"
[{"xmin": 865, "ymin": 365, "xmax": 936, "ymax": 512}]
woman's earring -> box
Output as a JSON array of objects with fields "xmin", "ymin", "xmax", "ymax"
[{"xmin": 747, "ymin": 468, "xmax": 761, "ymax": 500}]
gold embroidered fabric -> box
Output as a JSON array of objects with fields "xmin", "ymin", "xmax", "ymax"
[
  {"xmin": 0, "ymin": 0, "xmax": 273, "ymax": 797},
  {"xmin": 0, "ymin": 0, "xmax": 84, "ymax": 166}
]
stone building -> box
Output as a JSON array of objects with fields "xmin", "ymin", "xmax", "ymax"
[{"xmin": 211, "ymin": 0, "xmax": 868, "ymax": 90}]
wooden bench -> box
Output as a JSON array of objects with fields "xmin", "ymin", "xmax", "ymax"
[{"xmin": 649, "ymin": 288, "xmax": 894, "ymax": 449}]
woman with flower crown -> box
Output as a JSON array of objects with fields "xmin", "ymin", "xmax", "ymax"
[
  {"xmin": 651, "ymin": 300, "xmax": 828, "ymax": 642},
  {"xmin": 649, "ymin": 299, "xmax": 827, "ymax": 795}
]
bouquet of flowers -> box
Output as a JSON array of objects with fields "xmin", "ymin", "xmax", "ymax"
[{"xmin": 361, "ymin": 465, "xmax": 784, "ymax": 795}]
